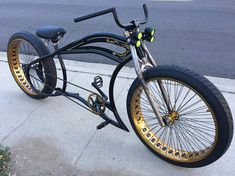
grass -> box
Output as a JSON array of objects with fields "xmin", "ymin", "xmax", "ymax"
[{"xmin": 0, "ymin": 145, "xmax": 10, "ymax": 176}]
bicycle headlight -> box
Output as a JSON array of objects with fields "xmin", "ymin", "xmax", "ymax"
[
  {"xmin": 132, "ymin": 31, "xmax": 143, "ymax": 40},
  {"xmin": 128, "ymin": 38, "xmax": 141, "ymax": 47},
  {"xmin": 149, "ymin": 36, "xmax": 155, "ymax": 43},
  {"xmin": 137, "ymin": 32, "xmax": 143, "ymax": 40},
  {"xmin": 136, "ymin": 40, "xmax": 141, "ymax": 47},
  {"xmin": 145, "ymin": 27, "xmax": 156, "ymax": 37}
]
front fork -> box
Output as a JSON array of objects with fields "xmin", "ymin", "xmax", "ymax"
[
  {"xmin": 130, "ymin": 44, "xmax": 172, "ymax": 127},
  {"xmin": 142, "ymin": 43, "xmax": 172, "ymax": 113}
]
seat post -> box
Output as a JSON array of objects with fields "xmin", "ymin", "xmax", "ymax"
[
  {"xmin": 52, "ymin": 42, "xmax": 68, "ymax": 93},
  {"xmin": 53, "ymin": 42, "xmax": 59, "ymax": 51},
  {"xmin": 43, "ymin": 39, "xmax": 50, "ymax": 47}
]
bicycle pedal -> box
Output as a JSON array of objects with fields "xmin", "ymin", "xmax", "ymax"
[
  {"xmin": 92, "ymin": 76, "xmax": 108, "ymax": 100},
  {"xmin": 97, "ymin": 121, "xmax": 109, "ymax": 130},
  {"xmin": 93, "ymin": 76, "xmax": 103, "ymax": 88}
]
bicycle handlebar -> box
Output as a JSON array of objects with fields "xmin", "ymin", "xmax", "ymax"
[
  {"xmin": 74, "ymin": 4, "xmax": 149, "ymax": 29},
  {"xmin": 141, "ymin": 4, "xmax": 149, "ymax": 24}
]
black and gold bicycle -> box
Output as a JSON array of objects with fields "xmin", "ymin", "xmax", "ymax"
[{"xmin": 7, "ymin": 4, "xmax": 233, "ymax": 167}]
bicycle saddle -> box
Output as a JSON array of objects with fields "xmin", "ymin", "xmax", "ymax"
[{"xmin": 36, "ymin": 25, "xmax": 66, "ymax": 42}]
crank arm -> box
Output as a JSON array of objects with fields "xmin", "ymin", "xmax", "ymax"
[{"xmin": 91, "ymin": 82, "xmax": 108, "ymax": 100}]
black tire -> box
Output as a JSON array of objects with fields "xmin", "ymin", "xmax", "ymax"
[
  {"xmin": 127, "ymin": 65, "xmax": 233, "ymax": 167},
  {"xmin": 7, "ymin": 31, "xmax": 57, "ymax": 99}
]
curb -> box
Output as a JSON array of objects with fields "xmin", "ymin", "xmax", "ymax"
[{"xmin": 1, "ymin": 51, "xmax": 235, "ymax": 94}]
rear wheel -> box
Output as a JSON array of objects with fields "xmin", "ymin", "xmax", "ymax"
[
  {"xmin": 7, "ymin": 31, "xmax": 57, "ymax": 99},
  {"xmin": 127, "ymin": 65, "xmax": 233, "ymax": 167}
]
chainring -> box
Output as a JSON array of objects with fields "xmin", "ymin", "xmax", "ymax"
[{"xmin": 88, "ymin": 93, "xmax": 106, "ymax": 115}]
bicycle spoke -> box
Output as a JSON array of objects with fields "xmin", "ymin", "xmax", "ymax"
[{"xmin": 132, "ymin": 76, "xmax": 217, "ymax": 161}]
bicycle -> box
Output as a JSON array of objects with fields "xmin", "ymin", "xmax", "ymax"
[{"xmin": 7, "ymin": 4, "xmax": 233, "ymax": 167}]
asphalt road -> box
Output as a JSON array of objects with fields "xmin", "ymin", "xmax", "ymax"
[{"xmin": 0, "ymin": 0, "xmax": 235, "ymax": 78}]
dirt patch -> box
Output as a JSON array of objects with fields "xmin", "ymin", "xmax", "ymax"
[
  {"xmin": 8, "ymin": 136, "xmax": 142, "ymax": 176},
  {"xmin": 9, "ymin": 136, "xmax": 78, "ymax": 175}
]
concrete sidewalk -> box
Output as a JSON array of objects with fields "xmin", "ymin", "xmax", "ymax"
[{"xmin": 0, "ymin": 53, "xmax": 235, "ymax": 176}]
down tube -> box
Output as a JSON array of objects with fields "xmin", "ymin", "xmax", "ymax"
[
  {"xmin": 58, "ymin": 33, "xmax": 133, "ymax": 131},
  {"xmin": 109, "ymin": 56, "xmax": 132, "ymax": 132}
]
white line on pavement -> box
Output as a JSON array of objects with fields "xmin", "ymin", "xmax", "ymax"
[{"xmin": 148, "ymin": 0, "xmax": 192, "ymax": 2}]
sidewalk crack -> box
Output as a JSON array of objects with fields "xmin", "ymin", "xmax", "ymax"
[
  {"xmin": 73, "ymin": 129, "xmax": 97, "ymax": 166},
  {"xmin": 1, "ymin": 104, "xmax": 42, "ymax": 142}
]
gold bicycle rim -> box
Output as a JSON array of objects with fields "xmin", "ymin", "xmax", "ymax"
[
  {"xmin": 130, "ymin": 77, "xmax": 218, "ymax": 163},
  {"xmin": 8, "ymin": 39, "xmax": 38, "ymax": 95}
]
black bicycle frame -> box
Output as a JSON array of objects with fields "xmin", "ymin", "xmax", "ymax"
[
  {"xmin": 28, "ymin": 3, "xmax": 150, "ymax": 132},
  {"xmin": 30, "ymin": 33, "xmax": 132, "ymax": 132}
]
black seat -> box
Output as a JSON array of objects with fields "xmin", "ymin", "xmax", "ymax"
[{"xmin": 36, "ymin": 25, "xmax": 66, "ymax": 42}]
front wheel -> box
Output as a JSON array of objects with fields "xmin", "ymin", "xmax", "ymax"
[{"xmin": 127, "ymin": 65, "xmax": 233, "ymax": 167}]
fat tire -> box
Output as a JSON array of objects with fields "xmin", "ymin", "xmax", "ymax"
[
  {"xmin": 7, "ymin": 31, "xmax": 57, "ymax": 99},
  {"xmin": 127, "ymin": 65, "xmax": 233, "ymax": 167}
]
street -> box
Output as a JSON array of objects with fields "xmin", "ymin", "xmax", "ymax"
[{"xmin": 0, "ymin": 0, "xmax": 235, "ymax": 78}]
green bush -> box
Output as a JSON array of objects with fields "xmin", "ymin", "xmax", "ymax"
[{"xmin": 0, "ymin": 145, "xmax": 10, "ymax": 176}]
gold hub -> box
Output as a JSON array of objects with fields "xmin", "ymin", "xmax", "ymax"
[{"xmin": 167, "ymin": 111, "xmax": 179, "ymax": 125}]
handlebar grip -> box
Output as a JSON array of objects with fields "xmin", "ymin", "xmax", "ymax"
[
  {"xmin": 143, "ymin": 4, "xmax": 148, "ymax": 19},
  {"xmin": 74, "ymin": 8, "xmax": 114, "ymax": 23},
  {"xmin": 140, "ymin": 4, "xmax": 149, "ymax": 24},
  {"xmin": 74, "ymin": 16, "xmax": 87, "ymax": 23},
  {"xmin": 74, "ymin": 16, "xmax": 88, "ymax": 23}
]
